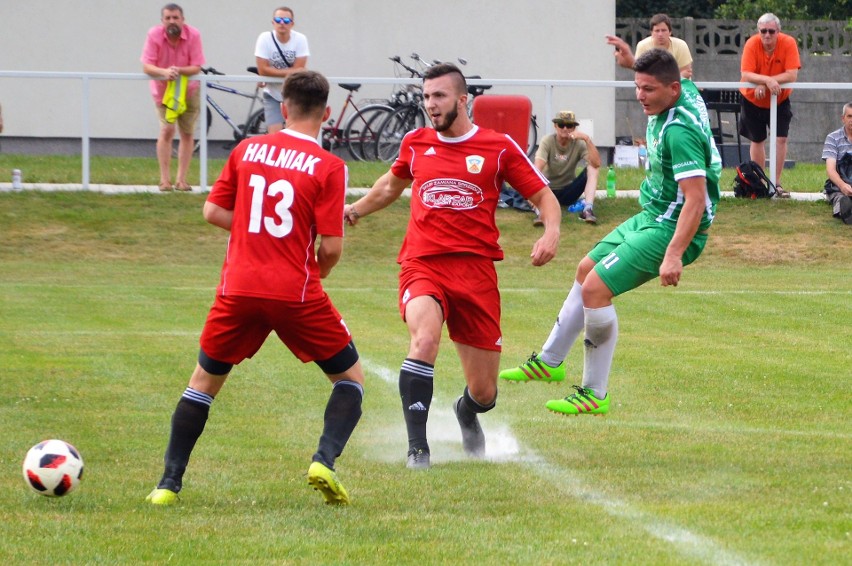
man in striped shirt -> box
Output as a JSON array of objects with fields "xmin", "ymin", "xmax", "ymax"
[{"xmin": 822, "ymin": 102, "xmax": 852, "ymax": 224}]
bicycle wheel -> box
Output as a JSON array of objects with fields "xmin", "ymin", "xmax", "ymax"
[
  {"xmin": 342, "ymin": 104, "xmax": 393, "ymax": 162},
  {"xmin": 242, "ymin": 109, "xmax": 266, "ymax": 139},
  {"xmin": 526, "ymin": 115, "xmax": 539, "ymax": 158},
  {"xmin": 375, "ymin": 104, "xmax": 427, "ymax": 163}
]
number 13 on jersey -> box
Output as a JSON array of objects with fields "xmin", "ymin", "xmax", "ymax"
[{"xmin": 248, "ymin": 174, "xmax": 295, "ymax": 238}]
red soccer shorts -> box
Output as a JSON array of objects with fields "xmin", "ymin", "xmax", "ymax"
[
  {"xmin": 199, "ymin": 293, "xmax": 352, "ymax": 365},
  {"xmin": 398, "ymin": 254, "xmax": 502, "ymax": 352}
]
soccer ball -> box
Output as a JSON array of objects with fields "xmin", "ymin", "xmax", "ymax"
[{"xmin": 22, "ymin": 439, "xmax": 84, "ymax": 497}]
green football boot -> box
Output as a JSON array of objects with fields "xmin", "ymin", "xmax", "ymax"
[
  {"xmin": 499, "ymin": 352, "xmax": 566, "ymax": 383},
  {"xmin": 145, "ymin": 487, "xmax": 180, "ymax": 505},
  {"xmin": 307, "ymin": 461, "xmax": 350, "ymax": 506},
  {"xmin": 546, "ymin": 385, "xmax": 609, "ymax": 416}
]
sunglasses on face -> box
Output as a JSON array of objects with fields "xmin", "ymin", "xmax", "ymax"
[
  {"xmin": 274, "ymin": 16, "xmax": 293, "ymax": 24},
  {"xmin": 556, "ymin": 122, "xmax": 577, "ymax": 129},
  {"xmin": 759, "ymin": 28, "xmax": 777, "ymax": 35}
]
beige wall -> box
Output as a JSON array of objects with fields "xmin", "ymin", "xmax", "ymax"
[{"xmin": 0, "ymin": 0, "xmax": 616, "ymax": 144}]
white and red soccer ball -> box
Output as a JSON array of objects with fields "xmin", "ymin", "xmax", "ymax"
[{"xmin": 22, "ymin": 439, "xmax": 84, "ymax": 497}]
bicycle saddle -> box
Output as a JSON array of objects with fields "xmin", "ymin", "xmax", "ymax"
[{"xmin": 339, "ymin": 83, "xmax": 362, "ymax": 92}]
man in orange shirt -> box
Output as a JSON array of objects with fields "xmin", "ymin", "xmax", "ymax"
[{"xmin": 739, "ymin": 13, "xmax": 801, "ymax": 195}]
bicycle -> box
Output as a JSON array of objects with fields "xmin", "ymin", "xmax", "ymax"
[
  {"xmin": 175, "ymin": 66, "xmax": 267, "ymax": 156},
  {"xmin": 374, "ymin": 55, "xmax": 429, "ymax": 162},
  {"xmin": 320, "ymin": 84, "xmax": 393, "ymax": 162},
  {"xmin": 374, "ymin": 54, "xmax": 538, "ymax": 162}
]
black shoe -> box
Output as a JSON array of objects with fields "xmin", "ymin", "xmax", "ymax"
[
  {"xmin": 406, "ymin": 448, "xmax": 431, "ymax": 470},
  {"xmin": 453, "ymin": 396, "xmax": 485, "ymax": 458}
]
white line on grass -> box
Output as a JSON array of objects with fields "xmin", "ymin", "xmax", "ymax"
[{"xmin": 359, "ymin": 355, "xmax": 756, "ymax": 566}]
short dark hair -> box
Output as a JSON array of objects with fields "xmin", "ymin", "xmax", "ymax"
[
  {"xmin": 274, "ymin": 6, "xmax": 294, "ymax": 17},
  {"xmin": 633, "ymin": 49, "xmax": 681, "ymax": 85},
  {"xmin": 422, "ymin": 63, "xmax": 467, "ymax": 95},
  {"xmin": 282, "ymin": 70, "xmax": 329, "ymax": 119},
  {"xmin": 162, "ymin": 3, "xmax": 183, "ymax": 16},
  {"xmin": 649, "ymin": 14, "xmax": 672, "ymax": 31}
]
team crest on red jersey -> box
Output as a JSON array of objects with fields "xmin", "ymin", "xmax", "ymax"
[
  {"xmin": 419, "ymin": 178, "xmax": 484, "ymax": 210},
  {"xmin": 465, "ymin": 155, "xmax": 485, "ymax": 173}
]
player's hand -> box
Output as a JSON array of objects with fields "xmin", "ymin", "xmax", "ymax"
[
  {"xmin": 530, "ymin": 231, "xmax": 559, "ymax": 266},
  {"xmin": 659, "ymin": 255, "xmax": 683, "ymax": 287},
  {"xmin": 343, "ymin": 204, "xmax": 361, "ymax": 226}
]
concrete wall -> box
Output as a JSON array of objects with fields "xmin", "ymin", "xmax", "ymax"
[{"xmin": 0, "ymin": 0, "xmax": 616, "ymax": 148}]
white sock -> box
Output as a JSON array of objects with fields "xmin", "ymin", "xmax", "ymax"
[
  {"xmin": 540, "ymin": 281, "xmax": 584, "ymax": 367},
  {"xmin": 582, "ymin": 305, "xmax": 618, "ymax": 399}
]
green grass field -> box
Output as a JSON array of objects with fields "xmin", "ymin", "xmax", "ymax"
[{"xmin": 1, "ymin": 190, "xmax": 849, "ymax": 564}]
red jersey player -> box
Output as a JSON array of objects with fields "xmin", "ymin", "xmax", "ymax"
[
  {"xmin": 147, "ymin": 70, "xmax": 364, "ymax": 506},
  {"xmin": 344, "ymin": 63, "xmax": 561, "ymax": 469}
]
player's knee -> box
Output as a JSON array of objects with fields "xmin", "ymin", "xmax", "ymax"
[
  {"xmin": 198, "ymin": 348, "xmax": 233, "ymax": 376},
  {"xmin": 316, "ymin": 340, "xmax": 359, "ymax": 375},
  {"xmin": 464, "ymin": 385, "xmax": 496, "ymax": 413}
]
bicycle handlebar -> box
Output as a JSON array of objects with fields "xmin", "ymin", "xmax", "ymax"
[{"xmin": 390, "ymin": 56, "xmax": 423, "ymax": 78}]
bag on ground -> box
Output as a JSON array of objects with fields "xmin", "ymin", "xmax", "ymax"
[{"xmin": 733, "ymin": 160, "xmax": 776, "ymax": 199}]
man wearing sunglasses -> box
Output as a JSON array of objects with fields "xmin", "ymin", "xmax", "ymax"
[
  {"xmin": 255, "ymin": 7, "xmax": 309, "ymax": 133},
  {"xmin": 739, "ymin": 13, "xmax": 801, "ymax": 197},
  {"xmin": 532, "ymin": 110, "xmax": 602, "ymax": 225}
]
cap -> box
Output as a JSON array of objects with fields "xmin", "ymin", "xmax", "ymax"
[{"xmin": 553, "ymin": 110, "xmax": 579, "ymax": 126}]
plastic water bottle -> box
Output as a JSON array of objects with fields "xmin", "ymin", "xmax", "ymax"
[
  {"xmin": 567, "ymin": 198, "xmax": 585, "ymax": 213},
  {"xmin": 638, "ymin": 144, "xmax": 647, "ymax": 168},
  {"xmin": 606, "ymin": 166, "xmax": 616, "ymax": 198},
  {"xmin": 12, "ymin": 169, "xmax": 22, "ymax": 190}
]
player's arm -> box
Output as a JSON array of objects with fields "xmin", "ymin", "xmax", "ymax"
[
  {"xmin": 526, "ymin": 186, "xmax": 560, "ymax": 266},
  {"xmin": 316, "ymin": 235, "xmax": 342, "ymax": 279},
  {"xmin": 203, "ymin": 201, "xmax": 234, "ymax": 231},
  {"xmin": 659, "ymin": 176, "xmax": 705, "ymax": 287},
  {"xmin": 605, "ymin": 34, "xmax": 635, "ymax": 70},
  {"xmin": 344, "ymin": 171, "xmax": 409, "ymax": 225}
]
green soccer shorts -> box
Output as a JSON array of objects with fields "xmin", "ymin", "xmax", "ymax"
[{"xmin": 587, "ymin": 211, "xmax": 708, "ymax": 296}]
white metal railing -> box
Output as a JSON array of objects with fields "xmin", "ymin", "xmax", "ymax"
[{"xmin": 0, "ymin": 70, "xmax": 847, "ymax": 190}]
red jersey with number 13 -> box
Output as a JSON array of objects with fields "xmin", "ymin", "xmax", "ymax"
[
  {"xmin": 207, "ymin": 129, "xmax": 347, "ymax": 302},
  {"xmin": 391, "ymin": 125, "xmax": 547, "ymax": 262}
]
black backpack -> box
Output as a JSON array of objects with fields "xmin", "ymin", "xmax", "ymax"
[{"xmin": 733, "ymin": 160, "xmax": 776, "ymax": 199}]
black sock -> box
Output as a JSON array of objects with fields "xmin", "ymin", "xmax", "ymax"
[
  {"xmin": 458, "ymin": 386, "xmax": 496, "ymax": 424},
  {"xmin": 313, "ymin": 380, "xmax": 364, "ymax": 470},
  {"xmin": 159, "ymin": 388, "xmax": 213, "ymax": 491},
  {"xmin": 399, "ymin": 358, "xmax": 434, "ymax": 452}
]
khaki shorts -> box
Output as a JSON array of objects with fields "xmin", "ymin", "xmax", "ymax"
[{"xmin": 155, "ymin": 88, "xmax": 201, "ymax": 136}]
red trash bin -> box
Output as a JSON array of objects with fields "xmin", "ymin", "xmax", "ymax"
[{"xmin": 471, "ymin": 95, "xmax": 533, "ymax": 153}]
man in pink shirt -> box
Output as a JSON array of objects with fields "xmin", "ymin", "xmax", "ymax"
[{"xmin": 141, "ymin": 3, "xmax": 205, "ymax": 191}]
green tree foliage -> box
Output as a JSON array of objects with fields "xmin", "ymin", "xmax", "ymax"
[
  {"xmin": 713, "ymin": 0, "xmax": 850, "ymax": 21},
  {"xmin": 616, "ymin": 0, "xmax": 720, "ymax": 18},
  {"xmin": 616, "ymin": 0, "xmax": 851, "ymax": 20}
]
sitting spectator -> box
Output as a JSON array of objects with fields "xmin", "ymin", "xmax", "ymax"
[
  {"xmin": 822, "ymin": 102, "xmax": 852, "ymax": 224},
  {"xmin": 533, "ymin": 110, "xmax": 601, "ymax": 225}
]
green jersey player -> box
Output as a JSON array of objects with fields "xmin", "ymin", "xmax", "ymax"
[{"xmin": 500, "ymin": 49, "xmax": 721, "ymax": 416}]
